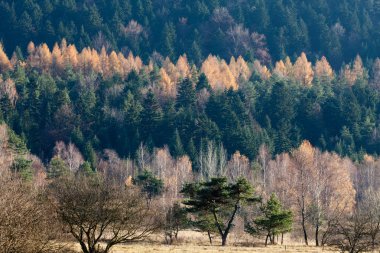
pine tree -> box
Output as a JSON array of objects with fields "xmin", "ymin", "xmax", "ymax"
[
  {"xmin": 133, "ymin": 170, "xmax": 164, "ymax": 205},
  {"xmin": 268, "ymin": 81, "xmax": 297, "ymax": 153},
  {"xmin": 141, "ymin": 90, "xmax": 163, "ymax": 143},
  {"xmin": 11, "ymin": 156, "xmax": 33, "ymax": 181},
  {"xmin": 48, "ymin": 156, "xmax": 69, "ymax": 179},
  {"xmin": 171, "ymin": 129, "xmax": 185, "ymax": 158},
  {"xmin": 186, "ymin": 138, "xmax": 197, "ymax": 163},
  {"xmin": 190, "ymin": 40, "xmax": 203, "ymax": 65},
  {"xmin": 88, "ymin": 5, "xmax": 103, "ymax": 32},
  {"xmin": 161, "ymin": 22, "xmax": 176, "ymax": 60},
  {"xmin": 78, "ymin": 161, "xmax": 94, "ymax": 176},
  {"xmin": 246, "ymin": 193, "xmax": 293, "ymax": 246},
  {"xmin": 83, "ymin": 142, "xmax": 97, "ymax": 168},
  {"xmin": 182, "ymin": 178, "xmax": 259, "ymax": 246},
  {"xmin": 177, "ymin": 78, "xmax": 196, "ymax": 109},
  {"xmin": 196, "ymin": 73, "xmax": 211, "ymax": 91}
]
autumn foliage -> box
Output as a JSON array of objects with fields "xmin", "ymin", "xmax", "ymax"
[{"xmin": 0, "ymin": 40, "xmax": 371, "ymax": 99}]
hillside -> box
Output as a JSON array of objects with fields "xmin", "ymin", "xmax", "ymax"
[
  {"xmin": 0, "ymin": 42, "xmax": 379, "ymax": 162},
  {"xmin": 2, "ymin": 1, "xmax": 380, "ymax": 253},
  {"xmin": 0, "ymin": 0, "xmax": 379, "ymax": 67}
]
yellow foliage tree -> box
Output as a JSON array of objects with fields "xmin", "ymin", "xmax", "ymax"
[
  {"xmin": 284, "ymin": 57, "xmax": 293, "ymax": 77},
  {"xmin": 38, "ymin": 43, "xmax": 53, "ymax": 72},
  {"xmin": 99, "ymin": 46, "xmax": 110, "ymax": 78},
  {"xmin": 252, "ymin": 60, "xmax": 271, "ymax": 80},
  {"xmin": 341, "ymin": 55, "xmax": 365, "ymax": 86},
  {"xmin": 127, "ymin": 52, "xmax": 143, "ymax": 73},
  {"xmin": 288, "ymin": 140, "xmax": 355, "ymax": 246},
  {"xmin": 229, "ymin": 56, "xmax": 251, "ymax": 82},
  {"xmin": 176, "ymin": 55, "xmax": 190, "ymax": 79},
  {"xmin": 109, "ymin": 51, "xmax": 122, "ymax": 76},
  {"xmin": 78, "ymin": 47, "xmax": 92, "ymax": 74},
  {"xmin": 201, "ymin": 55, "xmax": 238, "ymax": 90},
  {"xmin": 219, "ymin": 60, "xmax": 238, "ymax": 90},
  {"xmin": 273, "ymin": 60, "xmax": 287, "ymax": 78},
  {"xmin": 314, "ymin": 56, "xmax": 334, "ymax": 82},
  {"xmin": 159, "ymin": 68, "xmax": 176, "ymax": 97},
  {"xmin": 90, "ymin": 49, "xmax": 101, "ymax": 73},
  {"xmin": 292, "ymin": 52, "xmax": 314, "ymax": 86},
  {"xmin": 352, "ymin": 55, "xmax": 364, "ymax": 80},
  {"xmin": 64, "ymin": 44, "xmax": 79, "ymax": 69},
  {"xmin": 10, "ymin": 52, "xmax": 18, "ymax": 67},
  {"xmin": 163, "ymin": 57, "xmax": 179, "ymax": 83},
  {"xmin": 0, "ymin": 43, "xmax": 12, "ymax": 73},
  {"xmin": 116, "ymin": 52, "xmax": 127, "ymax": 77},
  {"xmin": 0, "ymin": 77, "xmax": 18, "ymax": 106},
  {"xmin": 273, "ymin": 57, "xmax": 293, "ymax": 80},
  {"xmin": 52, "ymin": 43, "xmax": 64, "ymax": 73},
  {"xmin": 27, "ymin": 42, "xmax": 36, "ymax": 55}
]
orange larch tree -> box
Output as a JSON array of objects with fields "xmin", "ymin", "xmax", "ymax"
[
  {"xmin": 314, "ymin": 56, "xmax": 334, "ymax": 82},
  {"xmin": 292, "ymin": 52, "xmax": 314, "ymax": 86},
  {"xmin": 0, "ymin": 43, "xmax": 12, "ymax": 73}
]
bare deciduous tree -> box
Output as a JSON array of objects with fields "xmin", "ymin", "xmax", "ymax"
[
  {"xmin": 227, "ymin": 151, "xmax": 251, "ymax": 183},
  {"xmin": 197, "ymin": 141, "xmax": 227, "ymax": 181},
  {"xmin": 0, "ymin": 177, "xmax": 65, "ymax": 253},
  {"xmin": 97, "ymin": 149, "xmax": 134, "ymax": 184},
  {"xmin": 54, "ymin": 141, "xmax": 84, "ymax": 173},
  {"xmin": 136, "ymin": 143, "xmax": 152, "ymax": 173},
  {"xmin": 329, "ymin": 209, "xmax": 373, "ymax": 253},
  {"xmin": 49, "ymin": 175, "xmax": 161, "ymax": 253}
]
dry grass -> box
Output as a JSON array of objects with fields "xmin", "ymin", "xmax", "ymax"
[
  {"xmin": 109, "ymin": 244, "xmax": 337, "ymax": 253},
  {"xmin": 68, "ymin": 231, "xmax": 338, "ymax": 253}
]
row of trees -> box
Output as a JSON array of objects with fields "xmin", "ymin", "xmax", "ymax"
[
  {"xmin": 3, "ymin": 121, "xmax": 380, "ymax": 252},
  {"xmin": 0, "ymin": 0, "xmax": 379, "ymax": 67},
  {"xmin": 1, "ymin": 41, "xmax": 380, "ymax": 163},
  {"xmin": 0, "ymin": 41, "xmax": 375, "ymax": 90}
]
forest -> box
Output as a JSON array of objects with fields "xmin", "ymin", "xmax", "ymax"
[
  {"xmin": 2, "ymin": 0, "xmax": 380, "ymax": 253},
  {"xmin": 0, "ymin": 0, "xmax": 380, "ymax": 67}
]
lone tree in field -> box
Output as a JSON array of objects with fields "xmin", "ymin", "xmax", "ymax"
[
  {"xmin": 181, "ymin": 177, "xmax": 258, "ymax": 246},
  {"xmin": 246, "ymin": 193, "xmax": 293, "ymax": 246},
  {"xmin": 49, "ymin": 175, "xmax": 161, "ymax": 253},
  {"xmin": 133, "ymin": 169, "xmax": 164, "ymax": 206}
]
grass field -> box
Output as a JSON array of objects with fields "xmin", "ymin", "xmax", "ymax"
[
  {"xmin": 108, "ymin": 244, "xmax": 336, "ymax": 253},
  {"xmin": 68, "ymin": 231, "xmax": 337, "ymax": 253}
]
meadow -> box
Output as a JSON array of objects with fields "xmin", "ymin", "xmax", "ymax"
[{"xmin": 67, "ymin": 231, "xmax": 337, "ymax": 253}]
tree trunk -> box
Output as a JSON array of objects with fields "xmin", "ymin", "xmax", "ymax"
[
  {"xmin": 175, "ymin": 227, "xmax": 179, "ymax": 240},
  {"xmin": 222, "ymin": 234, "xmax": 227, "ymax": 246},
  {"xmin": 302, "ymin": 221, "xmax": 308, "ymax": 246},
  {"xmin": 265, "ymin": 234, "xmax": 269, "ymax": 247},
  {"xmin": 301, "ymin": 204, "xmax": 308, "ymax": 245},
  {"xmin": 208, "ymin": 231, "xmax": 213, "ymax": 245},
  {"xmin": 315, "ymin": 223, "xmax": 319, "ymax": 247},
  {"xmin": 281, "ymin": 233, "xmax": 284, "ymax": 245},
  {"xmin": 300, "ymin": 172, "xmax": 308, "ymax": 246},
  {"xmin": 165, "ymin": 233, "xmax": 173, "ymax": 245},
  {"xmin": 212, "ymin": 202, "xmax": 239, "ymax": 247},
  {"xmin": 79, "ymin": 242, "xmax": 90, "ymax": 253}
]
